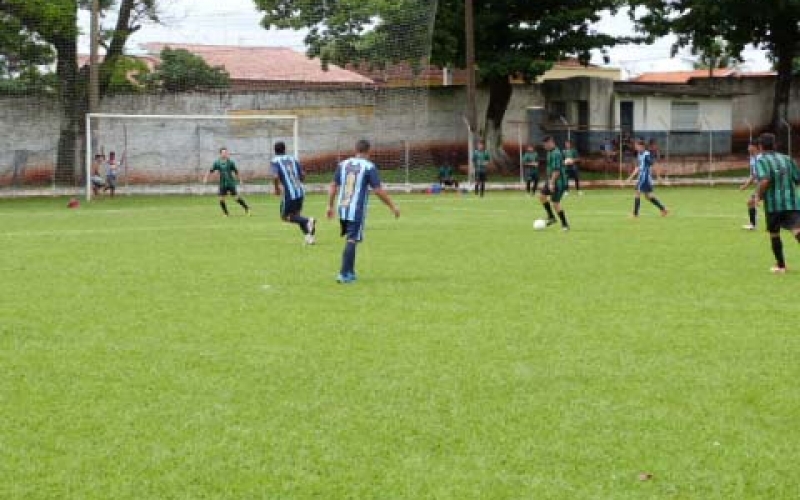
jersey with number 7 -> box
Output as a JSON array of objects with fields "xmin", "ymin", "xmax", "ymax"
[{"xmin": 334, "ymin": 157, "xmax": 382, "ymax": 222}]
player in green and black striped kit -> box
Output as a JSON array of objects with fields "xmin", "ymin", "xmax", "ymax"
[
  {"xmin": 472, "ymin": 140, "xmax": 490, "ymax": 197},
  {"xmin": 522, "ymin": 144, "xmax": 539, "ymax": 194},
  {"xmin": 538, "ymin": 135, "xmax": 570, "ymax": 230},
  {"xmin": 204, "ymin": 147, "xmax": 251, "ymax": 216},
  {"xmin": 563, "ymin": 140, "xmax": 582, "ymax": 194},
  {"xmin": 754, "ymin": 133, "xmax": 800, "ymax": 273}
]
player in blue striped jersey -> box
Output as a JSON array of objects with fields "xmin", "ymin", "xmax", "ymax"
[
  {"xmin": 739, "ymin": 140, "xmax": 761, "ymax": 230},
  {"xmin": 626, "ymin": 139, "xmax": 668, "ymax": 217},
  {"xmin": 326, "ymin": 139, "xmax": 400, "ymax": 284},
  {"xmin": 271, "ymin": 141, "xmax": 316, "ymax": 244}
]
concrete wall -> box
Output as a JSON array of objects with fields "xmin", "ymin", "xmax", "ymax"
[{"xmin": 0, "ymin": 85, "xmax": 545, "ymax": 185}]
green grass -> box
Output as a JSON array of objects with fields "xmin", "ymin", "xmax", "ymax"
[{"xmin": 2, "ymin": 188, "xmax": 799, "ymax": 499}]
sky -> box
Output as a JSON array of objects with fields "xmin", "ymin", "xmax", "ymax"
[{"xmin": 77, "ymin": 0, "xmax": 772, "ymax": 78}]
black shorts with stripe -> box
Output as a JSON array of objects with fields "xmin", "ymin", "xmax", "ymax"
[{"xmin": 766, "ymin": 210, "xmax": 800, "ymax": 233}]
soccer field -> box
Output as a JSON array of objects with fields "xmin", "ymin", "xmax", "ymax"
[{"xmin": 2, "ymin": 188, "xmax": 799, "ymax": 499}]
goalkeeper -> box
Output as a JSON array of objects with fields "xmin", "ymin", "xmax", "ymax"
[{"xmin": 203, "ymin": 147, "xmax": 251, "ymax": 216}]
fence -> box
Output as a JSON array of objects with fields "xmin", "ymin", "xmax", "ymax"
[{"xmin": 505, "ymin": 119, "xmax": 776, "ymax": 186}]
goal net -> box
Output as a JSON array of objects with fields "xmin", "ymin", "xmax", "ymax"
[{"xmin": 85, "ymin": 113, "xmax": 298, "ymax": 200}]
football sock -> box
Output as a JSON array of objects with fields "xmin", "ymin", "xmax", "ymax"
[
  {"xmin": 771, "ymin": 236, "xmax": 786, "ymax": 268},
  {"xmin": 236, "ymin": 198, "xmax": 249, "ymax": 211},
  {"xmin": 479, "ymin": 182, "xmax": 485, "ymax": 197},
  {"xmin": 749, "ymin": 207, "xmax": 757, "ymax": 226},
  {"xmin": 633, "ymin": 197, "xmax": 641, "ymax": 216},
  {"xmin": 558, "ymin": 210, "xmax": 569, "ymax": 228},
  {"xmin": 574, "ymin": 177, "xmax": 580, "ymax": 191},
  {"xmin": 342, "ymin": 240, "xmax": 357, "ymax": 275},
  {"xmin": 795, "ymin": 232, "xmax": 800, "ymax": 244},
  {"xmin": 649, "ymin": 198, "xmax": 665, "ymax": 211},
  {"xmin": 289, "ymin": 215, "xmax": 309, "ymax": 234},
  {"xmin": 543, "ymin": 202, "xmax": 555, "ymax": 219},
  {"xmin": 219, "ymin": 200, "xmax": 229, "ymax": 216},
  {"xmin": 532, "ymin": 181, "xmax": 538, "ymax": 193}
]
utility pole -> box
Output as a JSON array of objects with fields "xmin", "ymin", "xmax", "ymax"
[
  {"xmin": 89, "ymin": 0, "xmax": 100, "ymax": 112},
  {"xmin": 465, "ymin": 0, "xmax": 477, "ymax": 137}
]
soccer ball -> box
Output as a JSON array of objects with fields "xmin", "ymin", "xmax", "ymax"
[{"xmin": 533, "ymin": 219, "xmax": 547, "ymax": 230}]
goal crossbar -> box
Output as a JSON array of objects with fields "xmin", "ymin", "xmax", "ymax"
[{"xmin": 85, "ymin": 113, "xmax": 299, "ymax": 200}]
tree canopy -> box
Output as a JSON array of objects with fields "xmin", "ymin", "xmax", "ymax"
[
  {"xmin": 147, "ymin": 48, "xmax": 230, "ymax": 92},
  {"xmin": 631, "ymin": 0, "xmax": 800, "ymax": 129},
  {"xmin": 254, "ymin": 0, "xmax": 627, "ymax": 164}
]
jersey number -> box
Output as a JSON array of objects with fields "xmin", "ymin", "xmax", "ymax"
[{"xmin": 340, "ymin": 167, "xmax": 360, "ymax": 207}]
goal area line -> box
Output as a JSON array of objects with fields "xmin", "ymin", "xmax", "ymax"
[{"xmin": 3, "ymin": 177, "xmax": 749, "ymax": 199}]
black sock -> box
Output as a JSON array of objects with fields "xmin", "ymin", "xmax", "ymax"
[
  {"xmin": 236, "ymin": 197, "xmax": 249, "ymax": 211},
  {"xmin": 558, "ymin": 210, "xmax": 569, "ymax": 228},
  {"xmin": 543, "ymin": 202, "xmax": 555, "ymax": 219},
  {"xmin": 532, "ymin": 181, "xmax": 538, "ymax": 193},
  {"xmin": 574, "ymin": 178, "xmax": 580, "ymax": 191},
  {"xmin": 342, "ymin": 241, "xmax": 357, "ymax": 275},
  {"xmin": 749, "ymin": 207, "xmax": 757, "ymax": 226},
  {"xmin": 649, "ymin": 197, "xmax": 665, "ymax": 211},
  {"xmin": 795, "ymin": 232, "xmax": 800, "ymax": 244},
  {"xmin": 633, "ymin": 198, "xmax": 641, "ymax": 216},
  {"xmin": 219, "ymin": 200, "xmax": 229, "ymax": 215},
  {"xmin": 290, "ymin": 214, "xmax": 309, "ymax": 234},
  {"xmin": 480, "ymin": 182, "xmax": 485, "ymax": 197},
  {"xmin": 771, "ymin": 236, "xmax": 786, "ymax": 268}
]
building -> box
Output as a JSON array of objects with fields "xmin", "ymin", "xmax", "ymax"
[
  {"xmin": 345, "ymin": 59, "xmax": 621, "ymax": 88},
  {"xmin": 533, "ymin": 70, "xmax": 779, "ymax": 155},
  {"xmin": 141, "ymin": 43, "xmax": 375, "ymax": 90}
]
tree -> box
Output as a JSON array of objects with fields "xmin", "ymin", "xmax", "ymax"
[
  {"xmin": 253, "ymin": 0, "xmax": 626, "ymax": 168},
  {"xmin": 0, "ymin": 1, "xmax": 159, "ymax": 183},
  {"xmin": 0, "ymin": 13, "xmax": 57, "ymax": 95},
  {"xmin": 146, "ymin": 48, "xmax": 230, "ymax": 92},
  {"xmin": 631, "ymin": 0, "xmax": 800, "ymax": 131},
  {"xmin": 691, "ymin": 37, "xmax": 734, "ymax": 72},
  {"xmin": 106, "ymin": 56, "xmax": 151, "ymax": 94}
]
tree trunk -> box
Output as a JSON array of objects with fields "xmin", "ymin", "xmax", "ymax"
[
  {"xmin": 54, "ymin": 35, "xmax": 86, "ymax": 186},
  {"xmin": 483, "ymin": 75, "xmax": 514, "ymax": 172},
  {"xmin": 99, "ymin": 0, "xmax": 138, "ymax": 96},
  {"xmin": 770, "ymin": 33, "xmax": 796, "ymax": 154}
]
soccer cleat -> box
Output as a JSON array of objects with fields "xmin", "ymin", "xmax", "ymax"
[
  {"xmin": 742, "ymin": 224, "xmax": 756, "ymax": 231},
  {"xmin": 336, "ymin": 272, "xmax": 357, "ymax": 284},
  {"xmin": 661, "ymin": 209, "xmax": 669, "ymax": 217},
  {"xmin": 304, "ymin": 234, "xmax": 316, "ymax": 245},
  {"xmin": 770, "ymin": 265, "xmax": 787, "ymax": 274},
  {"xmin": 562, "ymin": 226, "xmax": 570, "ymax": 232},
  {"xmin": 546, "ymin": 218, "xmax": 557, "ymax": 227}
]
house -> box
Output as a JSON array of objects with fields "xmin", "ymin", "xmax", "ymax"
[
  {"xmin": 533, "ymin": 70, "xmax": 777, "ymax": 155},
  {"xmin": 141, "ymin": 43, "xmax": 376, "ymax": 90},
  {"xmin": 345, "ymin": 59, "xmax": 621, "ymax": 88}
]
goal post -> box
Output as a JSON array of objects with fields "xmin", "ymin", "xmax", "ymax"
[{"xmin": 85, "ymin": 113, "xmax": 299, "ymax": 200}]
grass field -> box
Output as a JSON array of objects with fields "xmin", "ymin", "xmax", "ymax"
[{"xmin": 2, "ymin": 187, "xmax": 800, "ymax": 499}]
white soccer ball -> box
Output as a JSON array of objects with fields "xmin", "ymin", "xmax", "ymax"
[{"xmin": 533, "ymin": 219, "xmax": 547, "ymax": 230}]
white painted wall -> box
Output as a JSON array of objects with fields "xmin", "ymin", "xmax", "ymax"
[{"xmin": 614, "ymin": 95, "xmax": 733, "ymax": 131}]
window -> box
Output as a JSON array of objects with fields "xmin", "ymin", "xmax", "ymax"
[
  {"xmin": 548, "ymin": 101, "xmax": 567, "ymax": 122},
  {"xmin": 671, "ymin": 101, "xmax": 699, "ymax": 131}
]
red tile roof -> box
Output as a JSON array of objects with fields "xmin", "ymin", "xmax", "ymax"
[
  {"xmin": 631, "ymin": 69, "xmax": 775, "ymax": 84},
  {"xmin": 142, "ymin": 43, "xmax": 375, "ymax": 87}
]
